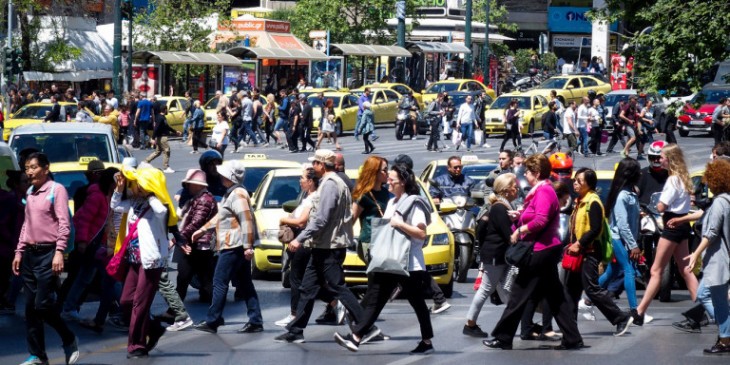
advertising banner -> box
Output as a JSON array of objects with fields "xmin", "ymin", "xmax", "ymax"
[
  {"xmin": 548, "ymin": 7, "xmax": 618, "ymax": 34},
  {"xmin": 222, "ymin": 61, "xmax": 258, "ymax": 94},
  {"xmin": 132, "ymin": 64, "xmax": 159, "ymax": 98}
]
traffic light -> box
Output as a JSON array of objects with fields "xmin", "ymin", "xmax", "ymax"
[
  {"xmin": 12, "ymin": 49, "xmax": 22, "ymax": 74},
  {"xmin": 3, "ymin": 47, "xmax": 12, "ymax": 79},
  {"xmin": 121, "ymin": 0, "xmax": 133, "ymax": 20}
]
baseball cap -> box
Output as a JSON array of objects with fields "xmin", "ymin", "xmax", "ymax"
[
  {"xmin": 393, "ymin": 154, "xmax": 413, "ymax": 170},
  {"xmin": 308, "ymin": 149, "xmax": 336, "ymax": 166}
]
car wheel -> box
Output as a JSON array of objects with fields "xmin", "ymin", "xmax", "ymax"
[
  {"xmin": 335, "ymin": 120, "xmax": 343, "ymax": 137},
  {"xmin": 678, "ymin": 129, "xmax": 689, "ymax": 137}
]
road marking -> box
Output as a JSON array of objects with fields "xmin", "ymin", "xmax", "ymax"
[{"xmin": 386, "ymin": 354, "xmax": 429, "ymax": 365}]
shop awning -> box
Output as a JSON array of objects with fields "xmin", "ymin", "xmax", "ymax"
[
  {"xmin": 405, "ymin": 41, "xmax": 471, "ymax": 54},
  {"xmin": 329, "ymin": 44, "xmax": 411, "ymax": 57},
  {"xmin": 131, "ymin": 51, "xmax": 243, "ymax": 66},
  {"xmin": 23, "ymin": 70, "xmax": 113, "ymax": 82}
]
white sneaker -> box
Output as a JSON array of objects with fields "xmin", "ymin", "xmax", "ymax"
[
  {"xmin": 275, "ymin": 314, "xmax": 295, "ymax": 327},
  {"xmin": 578, "ymin": 299, "xmax": 596, "ymax": 321},
  {"xmin": 431, "ymin": 302, "xmax": 451, "ymax": 314},
  {"xmin": 167, "ymin": 317, "xmax": 193, "ymax": 331},
  {"xmin": 644, "ymin": 314, "xmax": 654, "ymax": 324},
  {"xmin": 163, "ymin": 167, "xmax": 175, "ymax": 174},
  {"xmin": 482, "ymin": 143, "xmax": 491, "ymax": 148},
  {"xmin": 61, "ymin": 310, "xmax": 81, "ymax": 322}
]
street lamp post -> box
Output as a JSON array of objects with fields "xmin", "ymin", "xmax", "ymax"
[
  {"xmin": 113, "ymin": 0, "xmax": 122, "ymax": 96},
  {"xmin": 482, "ymin": 0, "xmax": 490, "ymax": 87},
  {"xmin": 464, "ymin": 0, "xmax": 472, "ymax": 78}
]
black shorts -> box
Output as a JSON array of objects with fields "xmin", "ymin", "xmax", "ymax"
[{"xmin": 661, "ymin": 211, "xmax": 691, "ymax": 242}]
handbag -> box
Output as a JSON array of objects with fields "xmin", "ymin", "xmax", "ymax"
[
  {"xmin": 106, "ymin": 207, "xmax": 149, "ymax": 281},
  {"xmin": 505, "ymin": 240, "xmax": 535, "ymax": 268},
  {"xmin": 357, "ymin": 192, "xmax": 385, "ymax": 265},
  {"xmin": 366, "ymin": 217, "xmax": 411, "ymax": 277},
  {"xmin": 278, "ymin": 224, "xmax": 295, "ymax": 243},
  {"xmin": 561, "ymin": 249, "xmax": 583, "ymax": 272}
]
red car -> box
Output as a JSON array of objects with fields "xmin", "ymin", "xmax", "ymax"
[{"xmin": 677, "ymin": 85, "xmax": 730, "ymax": 137}]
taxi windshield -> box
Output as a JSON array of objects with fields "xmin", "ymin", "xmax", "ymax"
[
  {"xmin": 308, "ymin": 96, "xmax": 341, "ymax": 109},
  {"xmin": 491, "ymin": 97, "xmax": 530, "ymax": 109},
  {"xmin": 53, "ymin": 171, "xmax": 88, "ymax": 199},
  {"xmin": 425, "ymin": 82, "xmax": 460, "ymax": 94},
  {"xmin": 13, "ymin": 105, "xmax": 54, "ymax": 119},
  {"xmin": 244, "ymin": 167, "xmax": 279, "ymax": 193},
  {"xmin": 262, "ymin": 176, "xmax": 301, "ymax": 209},
  {"xmin": 538, "ymin": 78, "xmax": 568, "ymax": 89},
  {"xmin": 10, "ymin": 133, "xmax": 112, "ymax": 163}
]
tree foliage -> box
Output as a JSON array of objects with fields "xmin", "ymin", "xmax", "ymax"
[
  {"xmin": 133, "ymin": 0, "xmax": 231, "ymax": 85},
  {"xmin": 595, "ymin": 0, "xmax": 730, "ymax": 93}
]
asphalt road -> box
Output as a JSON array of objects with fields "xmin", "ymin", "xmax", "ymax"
[{"xmin": 1, "ymin": 126, "xmax": 723, "ymax": 364}]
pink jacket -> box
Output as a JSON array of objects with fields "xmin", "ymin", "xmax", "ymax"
[
  {"xmin": 518, "ymin": 181, "xmax": 560, "ymax": 252},
  {"xmin": 73, "ymin": 184, "xmax": 110, "ymax": 244}
]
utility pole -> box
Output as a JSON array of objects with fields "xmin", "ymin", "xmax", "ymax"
[
  {"xmin": 113, "ymin": 0, "xmax": 122, "ymax": 96},
  {"xmin": 3, "ymin": 0, "xmax": 13, "ymax": 107},
  {"xmin": 464, "ymin": 0, "xmax": 472, "ymax": 78},
  {"xmin": 396, "ymin": 0, "xmax": 406, "ymax": 84},
  {"xmin": 482, "ymin": 0, "xmax": 490, "ymax": 87}
]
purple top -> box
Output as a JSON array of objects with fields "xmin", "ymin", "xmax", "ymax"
[{"xmin": 518, "ymin": 181, "xmax": 560, "ymax": 252}]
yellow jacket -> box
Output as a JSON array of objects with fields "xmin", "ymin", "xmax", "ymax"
[
  {"xmin": 570, "ymin": 191, "xmax": 604, "ymax": 251},
  {"xmin": 87, "ymin": 108, "xmax": 120, "ymax": 139}
]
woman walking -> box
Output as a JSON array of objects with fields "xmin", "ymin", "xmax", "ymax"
[
  {"xmin": 190, "ymin": 100, "xmax": 208, "ymax": 154},
  {"xmin": 599, "ymin": 158, "xmax": 642, "ymax": 320},
  {"xmin": 463, "ymin": 173, "xmax": 518, "ymax": 338},
  {"xmin": 565, "ymin": 167, "xmax": 633, "ymax": 336},
  {"xmin": 175, "ymin": 169, "xmax": 218, "ymax": 310},
  {"xmin": 483, "ymin": 154, "xmax": 582, "ymax": 350},
  {"xmin": 316, "ymin": 98, "xmax": 340, "ymax": 151},
  {"xmin": 262, "ymin": 94, "xmax": 278, "ymax": 145},
  {"xmin": 500, "ymin": 99, "xmax": 522, "ymax": 152},
  {"xmin": 113, "ymin": 166, "xmax": 178, "ymax": 358},
  {"xmin": 334, "ymin": 164, "xmax": 435, "ymax": 354},
  {"xmin": 211, "ymin": 111, "xmax": 230, "ymax": 157},
  {"xmin": 632, "ymin": 144, "xmax": 699, "ymax": 325},
  {"xmin": 193, "ymin": 160, "xmax": 264, "ymax": 334},
  {"xmin": 687, "ymin": 158, "xmax": 730, "ymax": 354},
  {"xmin": 359, "ymin": 101, "xmax": 375, "ymax": 154}
]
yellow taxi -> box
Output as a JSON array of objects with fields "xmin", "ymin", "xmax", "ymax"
[
  {"xmin": 483, "ymin": 91, "xmax": 550, "ymax": 135},
  {"xmin": 532, "ymin": 75, "xmax": 612, "ymax": 105},
  {"xmin": 350, "ymin": 88, "xmax": 402, "ymax": 124},
  {"xmin": 7, "ymin": 123, "xmax": 123, "ymax": 164},
  {"xmin": 202, "ymin": 94, "xmax": 268, "ymax": 131},
  {"xmin": 3, "ymin": 102, "xmax": 78, "ymax": 141},
  {"xmin": 421, "ymin": 79, "xmax": 497, "ymax": 105},
  {"xmin": 341, "ymin": 169, "xmax": 456, "ymax": 296},
  {"xmin": 297, "ymin": 87, "xmax": 338, "ymax": 99},
  {"xmin": 154, "ymin": 96, "xmax": 191, "ymax": 132},
  {"xmin": 307, "ymin": 92, "xmax": 360, "ymax": 135},
  {"xmin": 236, "ymin": 153, "xmax": 302, "ymax": 197},
  {"xmin": 353, "ymin": 83, "xmax": 424, "ymax": 109}
]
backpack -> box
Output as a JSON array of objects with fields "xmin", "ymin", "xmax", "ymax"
[
  {"xmin": 27, "ymin": 181, "xmax": 76, "ymax": 253},
  {"xmin": 599, "ymin": 218, "xmax": 613, "ymax": 263}
]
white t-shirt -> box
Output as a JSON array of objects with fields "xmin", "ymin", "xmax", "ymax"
[
  {"xmin": 659, "ymin": 175, "xmax": 691, "ymax": 214},
  {"xmin": 383, "ymin": 195, "xmax": 427, "ymax": 271},
  {"xmin": 293, "ymin": 193, "xmax": 315, "ymax": 219},
  {"xmin": 576, "ymin": 104, "xmax": 590, "ymax": 129},
  {"xmin": 108, "ymin": 97, "xmax": 119, "ymax": 110},
  {"xmin": 212, "ymin": 121, "xmax": 230, "ymax": 145},
  {"xmin": 563, "ymin": 108, "xmax": 576, "ymax": 134}
]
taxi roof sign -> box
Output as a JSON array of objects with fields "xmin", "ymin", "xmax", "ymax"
[
  {"xmin": 79, "ymin": 156, "xmax": 100, "ymax": 165},
  {"xmin": 462, "ymin": 155, "xmax": 479, "ymax": 162},
  {"xmin": 243, "ymin": 153, "xmax": 267, "ymax": 160}
]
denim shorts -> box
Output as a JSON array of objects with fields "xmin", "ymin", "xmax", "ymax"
[{"xmin": 274, "ymin": 118, "xmax": 289, "ymax": 132}]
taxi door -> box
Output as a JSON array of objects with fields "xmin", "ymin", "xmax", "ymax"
[{"xmin": 166, "ymin": 99, "xmax": 185, "ymax": 131}]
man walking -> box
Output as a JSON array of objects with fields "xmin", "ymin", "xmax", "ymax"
[
  {"xmin": 456, "ymin": 95, "xmax": 477, "ymax": 151},
  {"xmin": 563, "ymin": 101, "xmax": 578, "ymax": 154},
  {"xmin": 298, "ymin": 95, "xmax": 316, "ymax": 152},
  {"xmin": 606, "ymin": 99, "xmax": 627, "ymax": 154},
  {"xmin": 135, "ymin": 94, "xmax": 154, "ymax": 150},
  {"xmin": 576, "ymin": 97, "xmax": 590, "ymax": 156},
  {"xmin": 240, "ymin": 91, "xmax": 262, "ymax": 147},
  {"xmin": 145, "ymin": 105, "xmax": 181, "ymax": 173},
  {"xmin": 275, "ymin": 149, "xmax": 365, "ymax": 343},
  {"xmin": 13, "ymin": 152, "xmax": 79, "ymax": 365}
]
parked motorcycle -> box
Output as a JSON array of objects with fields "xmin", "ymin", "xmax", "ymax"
[{"xmin": 431, "ymin": 180, "xmax": 477, "ymax": 283}]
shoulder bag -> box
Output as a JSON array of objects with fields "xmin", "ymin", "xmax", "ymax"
[
  {"xmin": 366, "ymin": 217, "xmax": 410, "ymax": 277},
  {"xmin": 106, "ymin": 206, "xmax": 149, "ymax": 282},
  {"xmin": 357, "ymin": 192, "xmax": 385, "ymax": 264},
  {"xmin": 505, "ymin": 210, "xmax": 556, "ymax": 268}
]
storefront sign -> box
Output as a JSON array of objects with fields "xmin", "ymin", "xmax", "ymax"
[
  {"xmin": 220, "ymin": 19, "xmax": 291, "ymax": 34},
  {"xmin": 415, "ymin": 0, "xmax": 465, "ymax": 17},
  {"xmin": 548, "ymin": 7, "xmax": 617, "ymax": 34},
  {"xmin": 272, "ymin": 35, "xmax": 303, "ymax": 51},
  {"xmin": 552, "ymin": 35, "xmax": 591, "ymax": 48}
]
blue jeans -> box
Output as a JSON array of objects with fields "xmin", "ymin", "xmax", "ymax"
[
  {"xmin": 207, "ymin": 247, "xmax": 262, "ymax": 326},
  {"xmin": 709, "ymin": 283, "xmax": 730, "ymax": 338},
  {"xmin": 239, "ymin": 120, "xmax": 262, "ymax": 145},
  {"xmin": 578, "ymin": 127, "xmax": 588, "ymax": 154},
  {"xmin": 354, "ymin": 114, "xmax": 363, "ymax": 138},
  {"xmin": 460, "ymin": 123, "xmax": 474, "ymax": 149},
  {"xmin": 697, "ymin": 279, "xmax": 716, "ymax": 320},
  {"xmin": 182, "ymin": 118, "xmax": 192, "ymax": 139},
  {"xmin": 598, "ymin": 238, "xmax": 637, "ymax": 309}
]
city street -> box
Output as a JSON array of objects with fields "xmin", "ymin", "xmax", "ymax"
[{"xmin": 1, "ymin": 127, "xmax": 724, "ymax": 365}]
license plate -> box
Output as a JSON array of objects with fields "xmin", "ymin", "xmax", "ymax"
[{"xmin": 690, "ymin": 121, "xmax": 705, "ymax": 126}]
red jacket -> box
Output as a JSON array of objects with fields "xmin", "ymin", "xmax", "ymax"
[
  {"xmin": 73, "ymin": 183, "xmax": 110, "ymax": 244},
  {"xmin": 180, "ymin": 190, "xmax": 218, "ymax": 250}
]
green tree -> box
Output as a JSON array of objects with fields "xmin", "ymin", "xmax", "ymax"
[
  {"xmin": 133, "ymin": 0, "xmax": 232, "ymax": 86},
  {"xmin": 473, "ymin": 0, "xmax": 517, "ymax": 56},
  {"xmin": 513, "ymin": 48, "xmax": 535, "ymax": 74},
  {"xmin": 594, "ymin": 0, "xmax": 730, "ymax": 93}
]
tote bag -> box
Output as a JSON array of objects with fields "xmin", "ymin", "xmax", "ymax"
[{"xmin": 366, "ymin": 217, "xmax": 411, "ymax": 277}]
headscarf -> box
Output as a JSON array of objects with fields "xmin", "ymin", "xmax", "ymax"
[{"xmin": 122, "ymin": 166, "xmax": 179, "ymax": 226}]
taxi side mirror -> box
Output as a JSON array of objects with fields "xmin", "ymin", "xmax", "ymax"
[{"xmin": 283, "ymin": 200, "xmax": 299, "ymax": 213}]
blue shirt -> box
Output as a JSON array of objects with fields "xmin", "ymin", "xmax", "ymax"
[
  {"xmin": 358, "ymin": 94, "xmax": 370, "ymax": 117},
  {"xmin": 137, "ymin": 99, "xmax": 153, "ymax": 122},
  {"xmin": 610, "ymin": 189, "xmax": 639, "ymax": 250}
]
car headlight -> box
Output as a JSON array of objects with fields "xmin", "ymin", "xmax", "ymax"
[
  {"xmin": 261, "ymin": 229, "xmax": 280, "ymax": 241},
  {"xmin": 452, "ymin": 195, "xmax": 467, "ymax": 208},
  {"xmin": 431, "ymin": 233, "xmax": 450, "ymax": 246}
]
